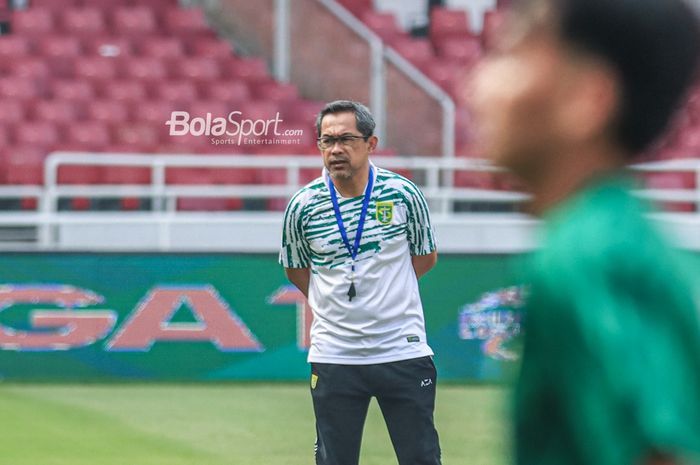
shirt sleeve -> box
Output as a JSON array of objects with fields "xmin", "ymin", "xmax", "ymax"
[
  {"xmin": 279, "ymin": 192, "xmax": 311, "ymax": 268},
  {"xmin": 404, "ymin": 180, "xmax": 436, "ymax": 256}
]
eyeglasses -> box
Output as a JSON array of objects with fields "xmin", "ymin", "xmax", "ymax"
[{"xmin": 317, "ymin": 134, "xmax": 368, "ymax": 150}]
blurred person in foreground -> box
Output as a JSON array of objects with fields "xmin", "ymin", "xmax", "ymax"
[{"xmin": 468, "ymin": 0, "xmax": 700, "ymax": 464}]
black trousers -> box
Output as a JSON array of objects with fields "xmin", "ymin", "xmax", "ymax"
[{"xmin": 310, "ymin": 356, "xmax": 442, "ymax": 465}]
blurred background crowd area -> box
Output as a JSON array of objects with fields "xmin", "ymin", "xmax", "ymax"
[{"xmin": 0, "ymin": 0, "xmax": 698, "ymax": 213}]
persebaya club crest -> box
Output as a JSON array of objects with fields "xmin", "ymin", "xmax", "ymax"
[{"xmin": 376, "ymin": 201, "xmax": 394, "ymax": 225}]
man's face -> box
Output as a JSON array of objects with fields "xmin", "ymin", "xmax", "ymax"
[
  {"xmin": 318, "ymin": 112, "xmax": 375, "ymax": 182},
  {"xmin": 468, "ymin": 16, "xmax": 579, "ymax": 177}
]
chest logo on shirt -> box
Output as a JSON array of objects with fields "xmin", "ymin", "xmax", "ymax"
[{"xmin": 375, "ymin": 201, "xmax": 394, "ymax": 225}]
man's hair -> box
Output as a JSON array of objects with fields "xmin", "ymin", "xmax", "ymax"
[
  {"xmin": 315, "ymin": 100, "xmax": 376, "ymax": 138},
  {"xmin": 516, "ymin": 0, "xmax": 700, "ymax": 155}
]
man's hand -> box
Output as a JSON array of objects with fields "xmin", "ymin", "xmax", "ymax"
[
  {"xmin": 412, "ymin": 251, "xmax": 437, "ymax": 279},
  {"xmin": 285, "ymin": 267, "xmax": 310, "ymax": 298}
]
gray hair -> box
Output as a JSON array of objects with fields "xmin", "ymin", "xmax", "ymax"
[{"xmin": 315, "ymin": 100, "xmax": 376, "ymax": 138}]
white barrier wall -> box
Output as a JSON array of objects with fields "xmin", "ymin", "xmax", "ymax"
[{"xmin": 52, "ymin": 212, "xmax": 700, "ymax": 253}]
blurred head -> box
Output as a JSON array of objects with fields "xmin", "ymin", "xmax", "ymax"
[
  {"xmin": 316, "ymin": 100, "xmax": 378, "ymax": 182},
  {"xmin": 469, "ymin": 0, "xmax": 700, "ymax": 178}
]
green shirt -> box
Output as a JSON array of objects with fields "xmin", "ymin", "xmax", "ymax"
[{"xmin": 515, "ymin": 176, "xmax": 700, "ymax": 465}]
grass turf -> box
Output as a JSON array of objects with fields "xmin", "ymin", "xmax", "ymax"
[{"xmin": 0, "ymin": 384, "xmax": 509, "ymax": 465}]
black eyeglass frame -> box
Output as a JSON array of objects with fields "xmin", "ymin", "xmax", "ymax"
[{"xmin": 316, "ymin": 134, "xmax": 369, "ymax": 149}]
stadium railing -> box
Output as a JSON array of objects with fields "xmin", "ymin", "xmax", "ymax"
[
  {"xmin": 42, "ymin": 152, "xmax": 526, "ymax": 213},
  {"xmin": 204, "ymin": 0, "xmax": 455, "ymax": 157},
  {"xmin": 0, "ymin": 153, "xmax": 697, "ymax": 252}
]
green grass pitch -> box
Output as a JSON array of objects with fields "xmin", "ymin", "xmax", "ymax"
[{"xmin": 0, "ymin": 384, "xmax": 509, "ymax": 465}]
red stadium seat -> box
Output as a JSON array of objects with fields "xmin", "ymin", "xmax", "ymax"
[
  {"xmin": 456, "ymin": 142, "xmax": 478, "ymax": 158},
  {"xmin": 139, "ymin": 37, "xmax": 184, "ymax": 59},
  {"xmin": 156, "ymin": 143, "xmax": 199, "ymax": 155},
  {"xmin": 202, "ymin": 80, "xmax": 251, "ymax": 104},
  {"xmin": 187, "ymin": 37, "xmax": 233, "ymax": 59},
  {"xmin": 166, "ymin": 168, "xmax": 217, "ymax": 185},
  {"xmin": 57, "ymin": 164, "xmax": 101, "ymax": 185},
  {"xmin": 119, "ymin": 197, "xmax": 143, "ymax": 211},
  {"xmin": 86, "ymin": 100, "xmax": 132, "ymax": 124},
  {"xmin": 454, "ymin": 171, "xmax": 497, "ymax": 189},
  {"xmin": 220, "ymin": 57, "xmax": 269, "ymax": 81},
  {"xmin": 171, "ymin": 57, "xmax": 221, "ymax": 81},
  {"xmin": 31, "ymin": 100, "xmax": 84, "ymax": 124},
  {"xmin": 15, "ymin": 121, "xmax": 61, "ymax": 148},
  {"xmin": 99, "ymin": 161, "xmax": 152, "ymax": 185},
  {"xmin": 336, "ymin": 0, "xmax": 373, "ymax": 17},
  {"xmin": 419, "ymin": 58, "xmax": 466, "ymax": 97},
  {"xmin": 154, "ymin": 80, "xmax": 199, "ymax": 103},
  {"xmin": 187, "ymin": 101, "xmax": 233, "ymax": 120},
  {"xmin": 0, "ymin": 77, "xmax": 40, "ymax": 99},
  {"xmin": 66, "ymin": 122, "xmax": 112, "ymax": 150},
  {"xmin": 0, "ymin": 36, "xmax": 31, "ymax": 58},
  {"xmin": 0, "ymin": 99, "xmax": 28, "ymax": 124},
  {"xmin": 135, "ymin": 100, "xmax": 181, "ymax": 125},
  {"xmin": 177, "ymin": 198, "xmax": 236, "ymax": 212},
  {"xmin": 4, "ymin": 146, "xmax": 47, "ymax": 185},
  {"xmin": 299, "ymin": 168, "xmax": 323, "ymax": 184},
  {"xmin": 163, "ymin": 8, "xmax": 210, "ymax": 35},
  {"xmin": 386, "ymin": 37, "xmax": 435, "ymax": 67},
  {"xmin": 74, "ymin": 57, "xmax": 119, "ymax": 80},
  {"xmin": 0, "ymin": 126, "xmax": 10, "ymax": 147},
  {"xmin": 29, "ymin": 0, "xmax": 78, "ymax": 10},
  {"xmin": 280, "ymin": 100, "xmax": 324, "ymax": 124},
  {"xmin": 113, "ymin": 124, "xmax": 160, "ymax": 149},
  {"xmin": 61, "ymin": 8, "xmax": 106, "ymax": 35},
  {"xmin": 238, "ymin": 100, "xmax": 281, "ymax": 122},
  {"xmin": 126, "ymin": 0, "xmax": 178, "ymax": 9},
  {"xmin": 211, "ymin": 167, "xmax": 256, "ymax": 185},
  {"xmin": 429, "ymin": 7, "xmax": 472, "ymax": 40},
  {"xmin": 85, "ymin": 36, "xmax": 134, "ymax": 57},
  {"xmin": 75, "ymin": 0, "xmax": 123, "ymax": 8},
  {"xmin": 112, "ymin": 7, "xmax": 157, "ymax": 35},
  {"xmin": 37, "ymin": 36, "xmax": 83, "ymax": 58},
  {"xmin": 434, "ymin": 36, "xmax": 482, "ymax": 65},
  {"xmin": 123, "ymin": 57, "xmax": 169, "ymax": 81},
  {"xmin": 99, "ymin": 80, "xmax": 148, "ymax": 103},
  {"xmin": 162, "ymin": 131, "xmax": 210, "ymax": 152},
  {"xmin": 250, "ymin": 81, "xmax": 299, "ymax": 102},
  {"xmin": 50, "ymin": 80, "xmax": 95, "ymax": 100},
  {"xmin": 361, "ymin": 11, "xmax": 403, "ymax": 41},
  {"xmin": 10, "ymin": 58, "xmax": 51, "ymax": 79},
  {"xmin": 67, "ymin": 197, "xmax": 92, "ymax": 210},
  {"xmin": 12, "ymin": 9, "xmax": 55, "ymax": 34},
  {"xmin": 99, "ymin": 144, "xmax": 147, "ymax": 154}
]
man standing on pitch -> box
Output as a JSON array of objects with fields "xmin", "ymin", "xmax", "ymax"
[
  {"xmin": 279, "ymin": 100, "xmax": 441, "ymax": 465},
  {"xmin": 469, "ymin": 0, "xmax": 700, "ymax": 464}
]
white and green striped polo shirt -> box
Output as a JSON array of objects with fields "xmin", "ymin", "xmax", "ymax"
[{"xmin": 279, "ymin": 163, "xmax": 437, "ymax": 364}]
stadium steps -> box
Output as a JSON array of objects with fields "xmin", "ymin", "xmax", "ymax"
[{"xmin": 337, "ymin": 0, "xmax": 700, "ymax": 195}]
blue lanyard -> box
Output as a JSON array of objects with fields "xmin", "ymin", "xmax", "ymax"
[{"xmin": 328, "ymin": 166, "xmax": 374, "ymax": 301}]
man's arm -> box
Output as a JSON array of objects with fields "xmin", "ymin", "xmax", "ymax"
[
  {"xmin": 412, "ymin": 250, "xmax": 437, "ymax": 279},
  {"xmin": 285, "ymin": 267, "xmax": 310, "ymax": 298}
]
